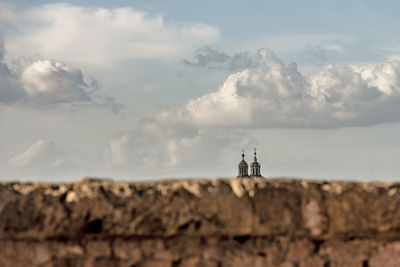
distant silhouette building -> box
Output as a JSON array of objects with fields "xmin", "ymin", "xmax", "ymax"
[
  {"xmin": 250, "ymin": 148, "xmax": 261, "ymax": 176},
  {"xmin": 237, "ymin": 148, "xmax": 262, "ymax": 177},
  {"xmin": 237, "ymin": 150, "xmax": 249, "ymax": 177}
]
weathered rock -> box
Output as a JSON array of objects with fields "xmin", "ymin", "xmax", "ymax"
[{"xmin": 0, "ymin": 177, "xmax": 400, "ymax": 266}]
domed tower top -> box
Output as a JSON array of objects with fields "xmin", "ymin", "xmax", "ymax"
[
  {"xmin": 237, "ymin": 149, "xmax": 249, "ymax": 177},
  {"xmin": 251, "ymin": 148, "xmax": 262, "ymax": 177}
]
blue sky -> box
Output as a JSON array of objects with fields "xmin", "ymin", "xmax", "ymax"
[
  {"xmin": 2, "ymin": 1, "xmax": 400, "ymax": 181},
  {"xmin": 4, "ymin": 0, "xmax": 400, "ymax": 65}
]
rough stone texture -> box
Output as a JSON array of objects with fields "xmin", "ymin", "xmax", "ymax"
[{"xmin": 1, "ymin": 177, "xmax": 400, "ymax": 266}]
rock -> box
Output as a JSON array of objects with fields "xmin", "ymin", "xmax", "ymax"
[
  {"xmin": 86, "ymin": 241, "xmax": 111, "ymax": 258},
  {"xmin": 0, "ymin": 177, "xmax": 400, "ymax": 265}
]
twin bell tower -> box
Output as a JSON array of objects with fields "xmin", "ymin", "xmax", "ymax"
[{"xmin": 237, "ymin": 148, "xmax": 262, "ymax": 177}]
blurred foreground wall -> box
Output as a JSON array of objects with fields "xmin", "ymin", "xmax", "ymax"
[{"xmin": 1, "ymin": 177, "xmax": 400, "ymax": 266}]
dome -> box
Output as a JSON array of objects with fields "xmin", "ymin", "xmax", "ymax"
[
  {"xmin": 237, "ymin": 151, "xmax": 249, "ymax": 177},
  {"xmin": 250, "ymin": 148, "xmax": 262, "ymax": 177},
  {"xmin": 239, "ymin": 159, "xmax": 248, "ymax": 167},
  {"xmin": 251, "ymin": 161, "xmax": 260, "ymax": 168},
  {"xmin": 237, "ymin": 149, "xmax": 262, "ymax": 177}
]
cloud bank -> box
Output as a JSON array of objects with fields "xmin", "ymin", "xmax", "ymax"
[
  {"xmin": 154, "ymin": 49, "xmax": 400, "ymax": 129},
  {"xmin": 0, "ymin": 38, "xmax": 121, "ymax": 110},
  {"xmin": 3, "ymin": 4, "xmax": 220, "ymax": 65},
  {"xmin": 102, "ymin": 48, "xmax": 400, "ymax": 174},
  {"xmin": 105, "ymin": 129, "xmax": 252, "ymax": 177}
]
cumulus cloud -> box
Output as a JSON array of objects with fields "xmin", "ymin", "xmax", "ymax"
[
  {"xmin": 229, "ymin": 52, "xmax": 253, "ymax": 70},
  {"xmin": 0, "ymin": 57, "xmax": 107, "ymax": 107},
  {"xmin": 151, "ymin": 48, "xmax": 400, "ymax": 129},
  {"xmin": 3, "ymin": 4, "xmax": 220, "ymax": 65},
  {"xmin": 9, "ymin": 139, "xmax": 65, "ymax": 168},
  {"xmin": 0, "ymin": 40, "xmax": 122, "ymax": 109},
  {"xmin": 161, "ymin": 130, "xmax": 251, "ymax": 169},
  {"xmin": 20, "ymin": 59, "xmax": 91, "ymax": 105},
  {"xmin": 184, "ymin": 47, "xmax": 253, "ymax": 70},
  {"xmin": 121, "ymin": 49, "xmax": 400, "ymax": 174},
  {"xmin": 106, "ymin": 128, "xmax": 252, "ymax": 177}
]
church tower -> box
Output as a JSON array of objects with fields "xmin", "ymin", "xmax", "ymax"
[
  {"xmin": 237, "ymin": 150, "xmax": 249, "ymax": 177},
  {"xmin": 250, "ymin": 148, "xmax": 262, "ymax": 177}
]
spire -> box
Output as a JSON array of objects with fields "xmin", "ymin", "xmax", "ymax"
[
  {"xmin": 242, "ymin": 149, "xmax": 245, "ymax": 160},
  {"xmin": 253, "ymin": 147, "xmax": 257, "ymax": 162}
]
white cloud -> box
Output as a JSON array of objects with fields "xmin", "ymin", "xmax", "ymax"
[
  {"xmin": 160, "ymin": 130, "xmax": 251, "ymax": 169},
  {"xmin": 387, "ymin": 54, "xmax": 400, "ymax": 62},
  {"xmin": 105, "ymin": 129, "xmax": 252, "ymax": 177},
  {"xmin": 0, "ymin": 40, "xmax": 122, "ymax": 109},
  {"xmin": 149, "ymin": 48, "xmax": 400, "ymax": 129},
  {"xmin": 4, "ymin": 4, "xmax": 220, "ymax": 65},
  {"xmin": 21, "ymin": 59, "xmax": 91, "ymax": 105},
  {"xmin": 0, "ymin": 57, "xmax": 106, "ymax": 107},
  {"xmin": 9, "ymin": 139, "xmax": 63, "ymax": 168},
  {"xmin": 105, "ymin": 131, "xmax": 158, "ymax": 171}
]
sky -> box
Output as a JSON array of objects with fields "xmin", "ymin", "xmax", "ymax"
[{"xmin": 2, "ymin": 1, "xmax": 400, "ymax": 182}]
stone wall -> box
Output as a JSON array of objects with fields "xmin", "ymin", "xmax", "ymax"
[{"xmin": 1, "ymin": 177, "xmax": 400, "ymax": 266}]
